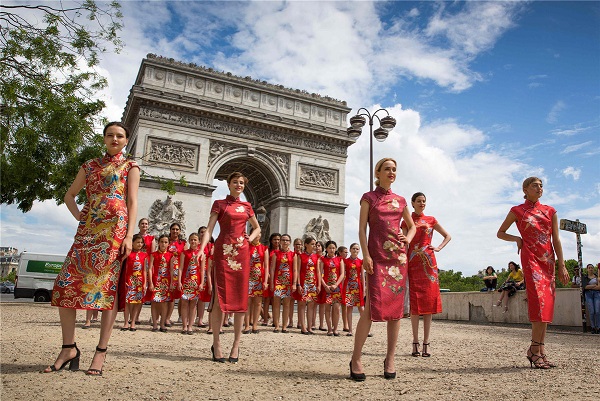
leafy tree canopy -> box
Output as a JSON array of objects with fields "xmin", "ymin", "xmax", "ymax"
[{"xmin": 1, "ymin": 1, "xmax": 123, "ymax": 211}]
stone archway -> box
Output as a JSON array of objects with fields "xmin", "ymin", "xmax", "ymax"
[{"xmin": 123, "ymin": 54, "xmax": 357, "ymax": 243}]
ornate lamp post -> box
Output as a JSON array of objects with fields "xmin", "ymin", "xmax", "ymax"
[{"xmin": 347, "ymin": 108, "xmax": 397, "ymax": 191}]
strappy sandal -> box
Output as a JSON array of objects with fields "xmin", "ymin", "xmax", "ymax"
[
  {"xmin": 43, "ymin": 343, "xmax": 80, "ymax": 373},
  {"xmin": 422, "ymin": 343, "xmax": 431, "ymax": 357},
  {"xmin": 527, "ymin": 340, "xmax": 550, "ymax": 369},
  {"xmin": 85, "ymin": 346, "xmax": 107, "ymax": 376},
  {"xmin": 411, "ymin": 342, "xmax": 421, "ymax": 357}
]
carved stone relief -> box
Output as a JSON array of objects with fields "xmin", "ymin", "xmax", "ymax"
[
  {"xmin": 303, "ymin": 215, "xmax": 331, "ymax": 243},
  {"xmin": 148, "ymin": 196, "xmax": 186, "ymax": 237},
  {"xmin": 145, "ymin": 137, "xmax": 199, "ymax": 171},
  {"xmin": 297, "ymin": 163, "xmax": 338, "ymax": 192},
  {"xmin": 264, "ymin": 151, "xmax": 290, "ymax": 180},
  {"xmin": 208, "ymin": 141, "xmax": 241, "ymax": 168}
]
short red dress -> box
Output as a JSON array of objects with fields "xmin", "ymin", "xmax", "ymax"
[
  {"xmin": 321, "ymin": 255, "xmax": 343, "ymax": 304},
  {"xmin": 141, "ymin": 233, "xmax": 155, "ymax": 302},
  {"xmin": 298, "ymin": 252, "xmax": 319, "ymax": 302},
  {"xmin": 151, "ymin": 250, "xmax": 174, "ymax": 303},
  {"xmin": 273, "ymin": 250, "xmax": 295, "ymax": 299},
  {"xmin": 180, "ymin": 248, "xmax": 201, "ymax": 301},
  {"xmin": 343, "ymin": 257, "xmax": 364, "ymax": 307},
  {"xmin": 402, "ymin": 213, "xmax": 442, "ymax": 315},
  {"xmin": 248, "ymin": 243, "xmax": 268, "ymax": 297},
  {"xmin": 168, "ymin": 239, "xmax": 186, "ymax": 300},
  {"xmin": 124, "ymin": 251, "xmax": 147, "ymax": 304},
  {"xmin": 510, "ymin": 200, "xmax": 558, "ymax": 323},
  {"xmin": 198, "ymin": 243, "xmax": 213, "ymax": 302},
  {"xmin": 361, "ymin": 187, "xmax": 408, "ymax": 321},
  {"xmin": 51, "ymin": 152, "xmax": 139, "ymax": 310},
  {"xmin": 209, "ymin": 195, "xmax": 254, "ymax": 313}
]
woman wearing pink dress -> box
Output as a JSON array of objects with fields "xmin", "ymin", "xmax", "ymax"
[
  {"xmin": 350, "ymin": 158, "xmax": 415, "ymax": 381},
  {"xmin": 497, "ymin": 176, "xmax": 569, "ymax": 369},
  {"xmin": 401, "ymin": 192, "xmax": 451, "ymax": 358}
]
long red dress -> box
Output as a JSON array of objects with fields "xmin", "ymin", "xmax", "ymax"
[
  {"xmin": 180, "ymin": 248, "xmax": 201, "ymax": 301},
  {"xmin": 168, "ymin": 239, "xmax": 186, "ymax": 300},
  {"xmin": 248, "ymin": 243, "xmax": 268, "ymax": 297},
  {"xmin": 124, "ymin": 251, "xmax": 147, "ymax": 303},
  {"xmin": 209, "ymin": 195, "xmax": 254, "ymax": 313},
  {"xmin": 298, "ymin": 252, "xmax": 319, "ymax": 302},
  {"xmin": 141, "ymin": 233, "xmax": 155, "ymax": 302},
  {"xmin": 273, "ymin": 250, "xmax": 295, "ymax": 299},
  {"xmin": 361, "ymin": 187, "xmax": 408, "ymax": 321},
  {"xmin": 510, "ymin": 200, "xmax": 558, "ymax": 322},
  {"xmin": 151, "ymin": 250, "xmax": 174, "ymax": 303},
  {"xmin": 52, "ymin": 152, "xmax": 139, "ymax": 310},
  {"xmin": 198, "ymin": 243, "xmax": 213, "ymax": 302},
  {"xmin": 402, "ymin": 213, "xmax": 442, "ymax": 315},
  {"xmin": 321, "ymin": 255, "xmax": 343, "ymax": 304},
  {"xmin": 343, "ymin": 257, "xmax": 364, "ymax": 307}
]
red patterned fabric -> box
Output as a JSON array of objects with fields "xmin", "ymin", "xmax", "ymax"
[
  {"xmin": 298, "ymin": 252, "xmax": 319, "ymax": 302},
  {"xmin": 343, "ymin": 257, "xmax": 364, "ymax": 307},
  {"xmin": 321, "ymin": 255, "xmax": 343, "ymax": 305},
  {"xmin": 124, "ymin": 251, "xmax": 147, "ymax": 304},
  {"xmin": 180, "ymin": 248, "xmax": 201, "ymax": 301},
  {"xmin": 273, "ymin": 250, "xmax": 295, "ymax": 299},
  {"xmin": 51, "ymin": 153, "xmax": 139, "ymax": 310},
  {"xmin": 510, "ymin": 200, "xmax": 557, "ymax": 323},
  {"xmin": 402, "ymin": 213, "xmax": 442, "ymax": 315},
  {"xmin": 360, "ymin": 187, "xmax": 408, "ymax": 321},
  {"xmin": 248, "ymin": 243, "xmax": 268, "ymax": 297},
  {"xmin": 168, "ymin": 239, "xmax": 186, "ymax": 300},
  {"xmin": 151, "ymin": 250, "xmax": 174, "ymax": 302},
  {"xmin": 198, "ymin": 243, "xmax": 213, "ymax": 302},
  {"xmin": 209, "ymin": 196, "xmax": 254, "ymax": 313}
]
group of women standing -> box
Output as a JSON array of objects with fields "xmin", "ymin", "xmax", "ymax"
[{"xmin": 43, "ymin": 121, "xmax": 570, "ymax": 378}]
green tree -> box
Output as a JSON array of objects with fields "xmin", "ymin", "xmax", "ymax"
[{"xmin": 1, "ymin": 1, "xmax": 123, "ymax": 211}]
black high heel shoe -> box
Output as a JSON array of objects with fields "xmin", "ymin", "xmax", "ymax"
[
  {"xmin": 349, "ymin": 360, "xmax": 366, "ymax": 382},
  {"xmin": 43, "ymin": 343, "xmax": 80, "ymax": 373},
  {"xmin": 228, "ymin": 348, "xmax": 240, "ymax": 364},
  {"xmin": 422, "ymin": 343, "xmax": 431, "ymax": 357},
  {"xmin": 527, "ymin": 340, "xmax": 550, "ymax": 369},
  {"xmin": 85, "ymin": 346, "xmax": 107, "ymax": 376},
  {"xmin": 383, "ymin": 359, "xmax": 396, "ymax": 380},
  {"xmin": 211, "ymin": 345, "xmax": 225, "ymax": 363},
  {"xmin": 411, "ymin": 342, "xmax": 421, "ymax": 357}
]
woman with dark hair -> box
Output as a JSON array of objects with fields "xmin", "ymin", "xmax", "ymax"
[
  {"xmin": 495, "ymin": 261, "xmax": 524, "ymax": 312},
  {"xmin": 261, "ymin": 233, "xmax": 281, "ymax": 326},
  {"xmin": 482, "ymin": 266, "xmax": 497, "ymax": 291},
  {"xmin": 199, "ymin": 172, "xmax": 261, "ymax": 363},
  {"xmin": 498, "ymin": 176, "xmax": 569, "ymax": 369},
  {"xmin": 350, "ymin": 157, "xmax": 415, "ymax": 381},
  {"xmin": 582, "ymin": 263, "xmax": 600, "ymax": 334},
  {"xmin": 166, "ymin": 222, "xmax": 187, "ymax": 327},
  {"xmin": 44, "ymin": 121, "xmax": 140, "ymax": 376}
]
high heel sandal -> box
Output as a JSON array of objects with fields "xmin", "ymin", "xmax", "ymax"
[
  {"xmin": 383, "ymin": 358, "xmax": 396, "ymax": 380},
  {"xmin": 527, "ymin": 340, "xmax": 550, "ymax": 369},
  {"xmin": 228, "ymin": 348, "xmax": 240, "ymax": 364},
  {"xmin": 541, "ymin": 354, "xmax": 557, "ymax": 368},
  {"xmin": 422, "ymin": 343, "xmax": 431, "ymax": 357},
  {"xmin": 411, "ymin": 342, "xmax": 421, "ymax": 357},
  {"xmin": 211, "ymin": 345, "xmax": 225, "ymax": 363},
  {"xmin": 43, "ymin": 343, "xmax": 80, "ymax": 373},
  {"xmin": 349, "ymin": 360, "xmax": 366, "ymax": 382},
  {"xmin": 85, "ymin": 346, "xmax": 107, "ymax": 376}
]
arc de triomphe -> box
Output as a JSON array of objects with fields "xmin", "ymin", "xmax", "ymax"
[{"xmin": 123, "ymin": 54, "xmax": 357, "ymax": 243}]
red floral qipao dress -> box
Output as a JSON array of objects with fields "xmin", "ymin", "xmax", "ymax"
[
  {"xmin": 248, "ymin": 243, "xmax": 268, "ymax": 297},
  {"xmin": 322, "ymin": 255, "xmax": 343, "ymax": 304},
  {"xmin": 273, "ymin": 250, "xmax": 295, "ymax": 299},
  {"xmin": 198, "ymin": 243, "xmax": 213, "ymax": 302},
  {"xmin": 124, "ymin": 251, "xmax": 147, "ymax": 303},
  {"xmin": 510, "ymin": 200, "xmax": 558, "ymax": 322},
  {"xmin": 168, "ymin": 239, "xmax": 186, "ymax": 300},
  {"xmin": 343, "ymin": 257, "xmax": 364, "ymax": 307},
  {"xmin": 52, "ymin": 152, "xmax": 139, "ymax": 310},
  {"xmin": 180, "ymin": 248, "xmax": 201, "ymax": 301},
  {"xmin": 298, "ymin": 252, "xmax": 319, "ymax": 302},
  {"xmin": 209, "ymin": 195, "xmax": 254, "ymax": 313},
  {"xmin": 151, "ymin": 250, "xmax": 174, "ymax": 303},
  {"xmin": 361, "ymin": 187, "xmax": 408, "ymax": 321},
  {"xmin": 402, "ymin": 213, "xmax": 442, "ymax": 315},
  {"xmin": 141, "ymin": 234, "xmax": 155, "ymax": 302}
]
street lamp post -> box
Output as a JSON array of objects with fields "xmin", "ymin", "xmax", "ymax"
[{"xmin": 347, "ymin": 108, "xmax": 397, "ymax": 191}]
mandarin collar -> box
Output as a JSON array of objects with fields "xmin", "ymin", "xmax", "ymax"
[
  {"xmin": 226, "ymin": 194, "xmax": 240, "ymax": 202},
  {"xmin": 524, "ymin": 199, "xmax": 540, "ymax": 208},
  {"xmin": 103, "ymin": 152, "xmax": 125, "ymax": 163},
  {"xmin": 412, "ymin": 212, "xmax": 424, "ymax": 218},
  {"xmin": 375, "ymin": 186, "xmax": 392, "ymax": 195}
]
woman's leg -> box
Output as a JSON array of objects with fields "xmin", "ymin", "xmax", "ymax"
[
  {"xmin": 130, "ymin": 304, "xmax": 142, "ymax": 329},
  {"xmin": 298, "ymin": 301, "xmax": 307, "ymax": 332},
  {"xmin": 351, "ymin": 298, "xmax": 373, "ymax": 374},
  {"xmin": 159, "ymin": 302, "xmax": 168, "ymax": 329},
  {"xmin": 385, "ymin": 319, "xmax": 401, "ymax": 373},
  {"xmin": 211, "ymin": 294, "xmax": 224, "ymax": 358},
  {"xmin": 197, "ymin": 301, "xmax": 205, "ymax": 326},
  {"xmin": 252, "ymin": 297, "xmax": 262, "ymax": 331},
  {"xmin": 287, "ymin": 299, "xmax": 295, "ymax": 328},
  {"xmin": 180, "ymin": 299, "xmax": 189, "ymax": 332},
  {"xmin": 282, "ymin": 297, "xmax": 291, "ymax": 331},
  {"xmin": 307, "ymin": 301, "xmax": 316, "ymax": 333},
  {"xmin": 272, "ymin": 297, "xmax": 281, "ymax": 330},
  {"xmin": 84, "ymin": 310, "xmax": 93, "ymax": 328},
  {"xmin": 319, "ymin": 303, "xmax": 326, "ymax": 329},
  {"xmin": 165, "ymin": 300, "xmax": 174, "ymax": 325},
  {"xmin": 346, "ymin": 305, "xmax": 354, "ymax": 334},
  {"xmin": 87, "ymin": 296, "xmax": 119, "ymax": 373},
  {"xmin": 122, "ymin": 303, "xmax": 130, "ymax": 329},
  {"xmin": 423, "ymin": 314, "xmax": 432, "ymax": 345},
  {"xmin": 151, "ymin": 302, "xmax": 159, "ymax": 329},
  {"xmin": 43, "ymin": 307, "xmax": 77, "ymax": 372},
  {"xmin": 341, "ymin": 304, "xmax": 348, "ymax": 331},
  {"xmin": 230, "ymin": 311, "xmax": 244, "ymax": 359},
  {"xmin": 332, "ymin": 302, "xmax": 340, "ymax": 333},
  {"xmin": 325, "ymin": 304, "xmax": 332, "ymax": 334}
]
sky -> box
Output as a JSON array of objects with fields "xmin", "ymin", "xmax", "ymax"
[{"xmin": 1, "ymin": 1, "xmax": 599, "ymax": 276}]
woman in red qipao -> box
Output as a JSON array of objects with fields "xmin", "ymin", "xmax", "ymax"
[
  {"xmin": 149, "ymin": 235, "xmax": 175, "ymax": 332},
  {"xmin": 319, "ymin": 241, "xmax": 345, "ymax": 336},
  {"xmin": 343, "ymin": 243, "xmax": 365, "ymax": 337},
  {"xmin": 179, "ymin": 233, "xmax": 202, "ymax": 335},
  {"xmin": 139, "ymin": 218, "xmax": 156, "ymax": 304},
  {"xmin": 401, "ymin": 192, "xmax": 451, "ymax": 358},
  {"xmin": 350, "ymin": 157, "xmax": 415, "ymax": 382},
  {"xmin": 196, "ymin": 226, "xmax": 213, "ymax": 329},
  {"xmin": 294, "ymin": 236, "xmax": 320, "ymax": 334},
  {"xmin": 199, "ymin": 172, "xmax": 261, "ymax": 363},
  {"xmin": 270, "ymin": 234, "xmax": 295, "ymax": 333},
  {"xmin": 244, "ymin": 237, "xmax": 269, "ymax": 334},
  {"xmin": 121, "ymin": 234, "xmax": 148, "ymax": 331},
  {"xmin": 166, "ymin": 223, "xmax": 186, "ymax": 327},
  {"xmin": 498, "ymin": 176, "xmax": 569, "ymax": 369},
  {"xmin": 45, "ymin": 122, "xmax": 140, "ymax": 376}
]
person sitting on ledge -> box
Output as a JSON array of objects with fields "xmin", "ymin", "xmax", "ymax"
[
  {"xmin": 481, "ymin": 266, "xmax": 497, "ymax": 292},
  {"xmin": 495, "ymin": 261, "xmax": 524, "ymax": 312}
]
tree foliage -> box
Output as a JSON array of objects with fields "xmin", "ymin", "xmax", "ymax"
[{"xmin": 0, "ymin": 1, "xmax": 123, "ymax": 211}]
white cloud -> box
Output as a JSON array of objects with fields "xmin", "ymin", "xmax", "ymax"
[
  {"xmin": 561, "ymin": 166, "xmax": 581, "ymax": 181},
  {"xmin": 546, "ymin": 100, "xmax": 566, "ymax": 124},
  {"xmin": 561, "ymin": 141, "xmax": 594, "ymax": 154}
]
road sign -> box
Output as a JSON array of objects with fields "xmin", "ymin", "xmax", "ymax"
[{"xmin": 560, "ymin": 219, "xmax": 587, "ymax": 234}]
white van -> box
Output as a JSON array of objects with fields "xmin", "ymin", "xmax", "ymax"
[{"xmin": 14, "ymin": 252, "xmax": 65, "ymax": 302}]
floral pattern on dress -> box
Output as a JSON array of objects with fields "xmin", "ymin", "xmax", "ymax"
[
  {"xmin": 248, "ymin": 244, "xmax": 267, "ymax": 297},
  {"xmin": 124, "ymin": 251, "xmax": 147, "ymax": 303},
  {"xmin": 181, "ymin": 249, "xmax": 200, "ymax": 300},
  {"xmin": 274, "ymin": 250, "xmax": 294, "ymax": 298},
  {"xmin": 343, "ymin": 257, "xmax": 364, "ymax": 307},
  {"xmin": 152, "ymin": 251, "xmax": 173, "ymax": 303}
]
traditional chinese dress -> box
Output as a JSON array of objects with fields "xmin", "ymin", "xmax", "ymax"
[
  {"xmin": 141, "ymin": 233, "xmax": 155, "ymax": 303},
  {"xmin": 248, "ymin": 243, "xmax": 268, "ymax": 297},
  {"xmin": 402, "ymin": 213, "xmax": 442, "ymax": 315},
  {"xmin": 321, "ymin": 255, "xmax": 343, "ymax": 304},
  {"xmin": 298, "ymin": 252, "xmax": 319, "ymax": 302},
  {"xmin": 510, "ymin": 200, "xmax": 558, "ymax": 322},
  {"xmin": 180, "ymin": 248, "xmax": 201, "ymax": 301},
  {"xmin": 198, "ymin": 243, "xmax": 213, "ymax": 302},
  {"xmin": 343, "ymin": 257, "xmax": 364, "ymax": 307},
  {"xmin": 51, "ymin": 152, "xmax": 139, "ymax": 310},
  {"xmin": 168, "ymin": 239, "xmax": 186, "ymax": 300},
  {"xmin": 151, "ymin": 250, "xmax": 174, "ymax": 303},
  {"xmin": 273, "ymin": 250, "xmax": 295, "ymax": 299},
  {"xmin": 124, "ymin": 251, "xmax": 147, "ymax": 303},
  {"xmin": 360, "ymin": 186, "xmax": 408, "ymax": 321},
  {"xmin": 209, "ymin": 195, "xmax": 254, "ymax": 313}
]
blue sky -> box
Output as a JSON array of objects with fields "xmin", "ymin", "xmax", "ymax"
[{"xmin": 1, "ymin": 1, "xmax": 599, "ymax": 276}]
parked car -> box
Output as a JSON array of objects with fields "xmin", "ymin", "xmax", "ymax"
[{"xmin": 1, "ymin": 282, "xmax": 15, "ymax": 293}]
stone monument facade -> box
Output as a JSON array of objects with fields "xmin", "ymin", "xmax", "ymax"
[{"xmin": 122, "ymin": 54, "xmax": 356, "ymax": 242}]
